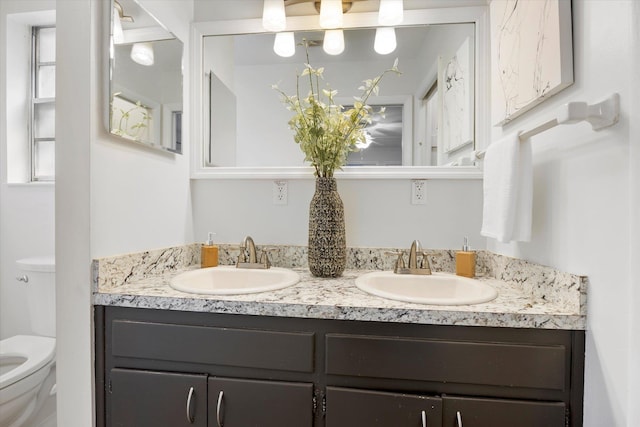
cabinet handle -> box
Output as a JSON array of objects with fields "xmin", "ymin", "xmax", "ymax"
[
  {"xmin": 421, "ymin": 410, "xmax": 427, "ymax": 427},
  {"xmin": 186, "ymin": 387, "xmax": 195, "ymax": 424},
  {"xmin": 456, "ymin": 411, "xmax": 463, "ymax": 427},
  {"xmin": 216, "ymin": 390, "xmax": 224, "ymax": 427}
]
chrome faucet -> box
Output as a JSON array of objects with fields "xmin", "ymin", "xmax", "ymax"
[
  {"xmin": 386, "ymin": 240, "xmax": 432, "ymax": 275},
  {"xmin": 236, "ymin": 236, "xmax": 273, "ymax": 269}
]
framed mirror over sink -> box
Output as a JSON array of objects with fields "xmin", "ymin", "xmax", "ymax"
[
  {"xmin": 108, "ymin": 0, "xmax": 184, "ymax": 154},
  {"xmin": 192, "ymin": 3, "xmax": 489, "ymax": 179}
]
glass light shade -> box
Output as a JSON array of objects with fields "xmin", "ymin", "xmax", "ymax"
[
  {"xmin": 130, "ymin": 42, "xmax": 154, "ymax": 66},
  {"xmin": 112, "ymin": 7, "xmax": 124, "ymax": 44},
  {"xmin": 374, "ymin": 27, "xmax": 397, "ymax": 55},
  {"xmin": 262, "ymin": 0, "xmax": 286, "ymax": 32},
  {"xmin": 323, "ymin": 29, "xmax": 345, "ymax": 55},
  {"xmin": 319, "ymin": 0, "xmax": 343, "ymax": 29},
  {"xmin": 378, "ymin": 0, "xmax": 404, "ymax": 26},
  {"xmin": 273, "ymin": 32, "xmax": 295, "ymax": 57}
]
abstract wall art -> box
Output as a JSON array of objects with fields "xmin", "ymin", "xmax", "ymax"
[
  {"xmin": 490, "ymin": 0, "xmax": 573, "ymax": 126},
  {"xmin": 439, "ymin": 36, "xmax": 475, "ymax": 153}
]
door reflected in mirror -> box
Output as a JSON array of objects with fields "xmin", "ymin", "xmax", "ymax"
[
  {"xmin": 204, "ymin": 23, "xmax": 474, "ymax": 168},
  {"xmin": 109, "ymin": 0, "xmax": 183, "ymax": 154}
]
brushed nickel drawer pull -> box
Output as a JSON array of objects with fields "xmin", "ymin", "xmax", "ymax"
[
  {"xmin": 216, "ymin": 390, "xmax": 224, "ymax": 427},
  {"xmin": 186, "ymin": 387, "xmax": 195, "ymax": 423}
]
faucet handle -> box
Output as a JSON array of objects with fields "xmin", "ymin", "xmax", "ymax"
[
  {"xmin": 418, "ymin": 251, "xmax": 432, "ymax": 273},
  {"xmin": 384, "ymin": 250, "xmax": 405, "ymax": 273},
  {"xmin": 259, "ymin": 247, "xmax": 278, "ymax": 269}
]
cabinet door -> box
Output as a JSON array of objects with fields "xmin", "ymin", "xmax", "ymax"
[
  {"xmin": 208, "ymin": 377, "xmax": 313, "ymax": 427},
  {"xmin": 443, "ymin": 396, "xmax": 566, "ymax": 427},
  {"xmin": 109, "ymin": 368, "xmax": 207, "ymax": 427},
  {"xmin": 325, "ymin": 387, "xmax": 442, "ymax": 427}
]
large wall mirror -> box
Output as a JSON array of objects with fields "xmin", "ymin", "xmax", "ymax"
[
  {"xmin": 192, "ymin": 7, "xmax": 489, "ymax": 178},
  {"xmin": 109, "ymin": 0, "xmax": 184, "ymax": 154}
]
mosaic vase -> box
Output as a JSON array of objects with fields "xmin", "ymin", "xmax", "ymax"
[{"xmin": 308, "ymin": 177, "xmax": 346, "ymax": 278}]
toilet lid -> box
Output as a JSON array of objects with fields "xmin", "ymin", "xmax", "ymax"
[
  {"xmin": 0, "ymin": 335, "xmax": 56, "ymax": 390},
  {"xmin": 16, "ymin": 256, "xmax": 55, "ymax": 273}
]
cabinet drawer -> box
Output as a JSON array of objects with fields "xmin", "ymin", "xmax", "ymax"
[
  {"xmin": 111, "ymin": 320, "xmax": 314, "ymax": 372},
  {"xmin": 443, "ymin": 396, "xmax": 566, "ymax": 427},
  {"xmin": 326, "ymin": 334, "xmax": 567, "ymax": 391}
]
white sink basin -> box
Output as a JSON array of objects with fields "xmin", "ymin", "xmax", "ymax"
[
  {"xmin": 355, "ymin": 271, "xmax": 498, "ymax": 305},
  {"xmin": 170, "ymin": 266, "xmax": 300, "ymax": 295}
]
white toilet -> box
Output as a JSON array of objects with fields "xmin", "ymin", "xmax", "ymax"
[{"xmin": 0, "ymin": 256, "xmax": 56, "ymax": 427}]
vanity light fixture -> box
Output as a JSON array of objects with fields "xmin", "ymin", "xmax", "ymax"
[
  {"xmin": 131, "ymin": 42, "xmax": 154, "ymax": 66},
  {"xmin": 319, "ymin": 0, "xmax": 344, "ymax": 29},
  {"xmin": 263, "ymin": 0, "xmax": 404, "ymax": 56},
  {"xmin": 263, "ymin": 0, "xmax": 287, "ymax": 32},
  {"xmin": 274, "ymin": 32, "xmax": 296, "ymax": 57},
  {"xmin": 323, "ymin": 29, "xmax": 345, "ymax": 55},
  {"xmin": 374, "ymin": 27, "xmax": 397, "ymax": 55},
  {"xmin": 378, "ymin": 0, "xmax": 404, "ymax": 26},
  {"xmin": 112, "ymin": 0, "xmax": 133, "ymax": 44}
]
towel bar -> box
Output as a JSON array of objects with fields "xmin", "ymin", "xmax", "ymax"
[{"xmin": 475, "ymin": 93, "xmax": 620, "ymax": 160}]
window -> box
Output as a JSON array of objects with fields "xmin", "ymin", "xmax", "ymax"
[{"xmin": 31, "ymin": 26, "xmax": 56, "ymax": 181}]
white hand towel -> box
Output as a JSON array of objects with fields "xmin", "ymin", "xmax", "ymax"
[{"xmin": 480, "ymin": 133, "xmax": 533, "ymax": 243}]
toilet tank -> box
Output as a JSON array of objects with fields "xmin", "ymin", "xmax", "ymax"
[{"xmin": 16, "ymin": 256, "xmax": 56, "ymax": 337}]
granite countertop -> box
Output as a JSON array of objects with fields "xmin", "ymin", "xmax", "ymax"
[{"xmin": 92, "ymin": 244, "xmax": 587, "ymax": 330}]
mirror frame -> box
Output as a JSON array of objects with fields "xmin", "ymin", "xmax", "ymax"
[{"xmin": 191, "ymin": 7, "xmax": 489, "ymax": 179}]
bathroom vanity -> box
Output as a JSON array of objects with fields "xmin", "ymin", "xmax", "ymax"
[{"xmin": 93, "ymin": 244, "xmax": 586, "ymax": 427}]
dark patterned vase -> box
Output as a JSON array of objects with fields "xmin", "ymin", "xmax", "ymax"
[{"xmin": 308, "ymin": 177, "xmax": 346, "ymax": 278}]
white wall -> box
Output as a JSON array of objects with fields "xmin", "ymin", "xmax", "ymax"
[
  {"xmin": 485, "ymin": 1, "xmax": 636, "ymax": 426},
  {"xmin": 55, "ymin": 0, "xmax": 194, "ymax": 426},
  {"xmin": 628, "ymin": 2, "xmax": 640, "ymax": 423},
  {"xmin": 0, "ymin": 0, "xmax": 56, "ymax": 340},
  {"xmin": 192, "ymin": 178, "xmax": 484, "ymax": 250}
]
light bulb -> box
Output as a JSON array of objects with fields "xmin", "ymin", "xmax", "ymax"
[
  {"xmin": 131, "ymin": 42, "xmax": 154, "ymax": 66},
  {"xmin": 378, "ymin": 0, "xmax": 404, "ymax": 26},
  {"xmin": 374, "ymin": 27, "xmax": 396, "ymax": 55},
  {"xmin": 262, "ymin": 0, "xmax": 286, "ymax": 32},
  {"xmin": 323, "ymin": 29, "xmax": 345, "ymax": 55},
  {"xmin": 273, "ymin": 32, "xmax": 295, "ymax": 57},
  {"xmin": 320, "ymin": 0, "xmax": 343, "ymax": 29}
]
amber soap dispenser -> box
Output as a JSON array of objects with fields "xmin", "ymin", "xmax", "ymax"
[
  {"xmin": 201, "ymin": 232, "xmax": 219, "ymax": 268},
  {"xmin": 455, "ymin": 237, "xmax": 476, "ymax": 278}
]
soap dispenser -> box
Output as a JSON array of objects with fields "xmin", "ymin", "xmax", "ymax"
[
  {"xmin": 455, "ymin": 237, "xmax": 476, "ymax": 278},
  {"xmin": 201, "ymin": 232, "xmax": 219, "ymax": 268}
]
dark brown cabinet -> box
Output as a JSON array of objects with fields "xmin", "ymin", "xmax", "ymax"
[
  {"xmin": 208, "ymin": 377, "xmax": 313, "ymax": 427},
  {"xmin": 109, "ymin": 368, "xmax": 207, "ymax": 427},
  {"xmin": 442, "ymin": 396, "xmax": 567, "ymax": 427},
  {"xmin": 325, "ymin": 387, "xmax": 442, "ymax": 427},
  {"xmin": 95, "ymin": 306, "xmax": 584, "ymax": 427}
]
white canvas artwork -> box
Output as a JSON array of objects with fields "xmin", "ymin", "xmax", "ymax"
[
  {"xmin": 439, "ymin": 36, "xmax": 474, "ymax": 153},
  {"xmin": 490, "ymin": 0, "xmax": 573, "ymax": 126}
]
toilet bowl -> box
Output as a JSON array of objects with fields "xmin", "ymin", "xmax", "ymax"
[
  {"xmin": 0, "ymin": 336, "xmax": 56, "ymax": 427},
  {"xmin": 0, "ymin": 256, "xmax": 56, "ymax": 427}
]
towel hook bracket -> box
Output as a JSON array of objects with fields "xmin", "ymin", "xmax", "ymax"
[{"xmin": 559, "ymin": 93, "xmax": 620, "ymax": 131}]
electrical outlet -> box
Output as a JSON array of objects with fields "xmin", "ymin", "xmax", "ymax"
[
  {"xmin": 411, "ymin": 180, "xmax": 427, "ymax": 205},
  {"xmin": 273, "ymin": 180, "xmax": 288, "ymax": 205}
]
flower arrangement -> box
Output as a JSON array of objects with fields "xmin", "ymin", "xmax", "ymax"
[{"xmin": 273, "ymin": 44, "xmax": 400, "ymax": 178}]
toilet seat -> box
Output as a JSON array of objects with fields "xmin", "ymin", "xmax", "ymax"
[{"xmin": 0, "ymin": 335, "xmax": 56, "ymax": 390}]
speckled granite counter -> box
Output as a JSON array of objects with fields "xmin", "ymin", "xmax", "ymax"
[{"xmin": 92, "ymin": 244, "xmax": 587, "ymax": 330}]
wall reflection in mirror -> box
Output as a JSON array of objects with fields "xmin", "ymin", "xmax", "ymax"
[
  {"xmin": 204, "ymin": 23, "xmax": 474, "ymax": 167},
  {"xmin": 109, "ymin": 0, "xmax": 183, "ymax": 154}
]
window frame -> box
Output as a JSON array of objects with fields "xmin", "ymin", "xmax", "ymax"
[{"xmin": 30, "ymin": 25, "xmax": 56, "ymax": 182}]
